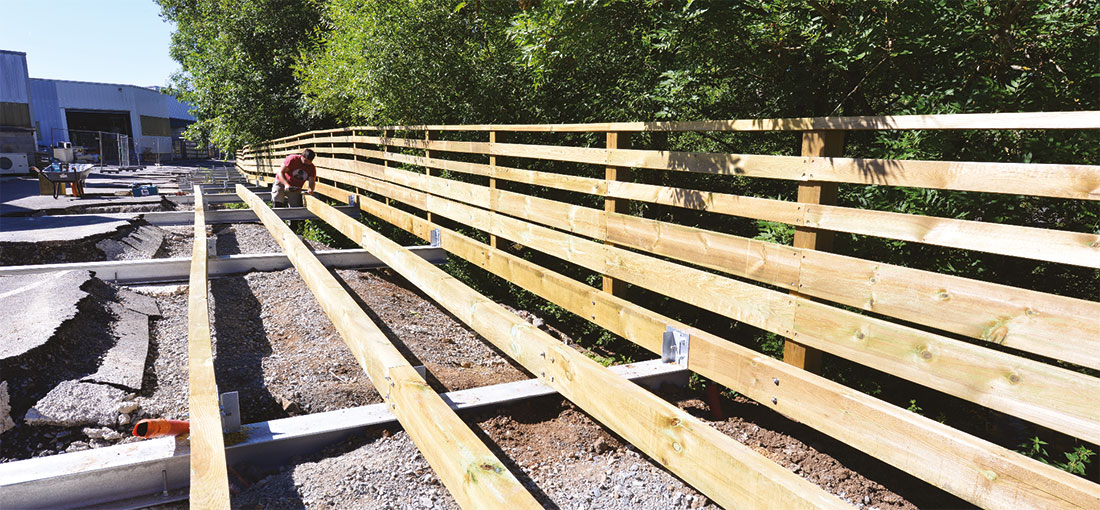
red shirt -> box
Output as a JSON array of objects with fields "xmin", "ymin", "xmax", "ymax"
[{"xmin": 278, "ymin": 154, "xmax": 316, "ymax": 188}]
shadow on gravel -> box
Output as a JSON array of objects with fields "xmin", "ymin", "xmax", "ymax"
[{"xmin": 210, "ymin": 276, "xmax": 287, "ymax": 423}]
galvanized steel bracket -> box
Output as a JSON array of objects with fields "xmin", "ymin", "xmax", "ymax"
[
  {"xmin": 662, "ymin": 326, "xmax": 690, "ymax": 368},
  {"xmin": 430, "ymin": 228, "xmax": 441, "ymax": 248}
]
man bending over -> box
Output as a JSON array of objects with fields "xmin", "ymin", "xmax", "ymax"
[{"xmin": 272, "ymin": 149, "xmax": 316, "ymax": 207}]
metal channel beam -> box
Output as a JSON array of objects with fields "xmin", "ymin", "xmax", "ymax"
[
  {"xmin": 166, "ymin": 193, "xmax": 250, "ymax": 206},
  {"xmin": 0, "ymin": 246, "xmax": 447, "ymax": 284},
  {"xmin": 0, "ymin": 360, "xmax": 686, "ymax": 510},
  {"xmin": 139, "ymin": 205, "xmax": 360, "ymax": 226}
]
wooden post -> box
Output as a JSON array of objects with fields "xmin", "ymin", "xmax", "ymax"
[
  {"xmin": 489, "ymin": 131, "xmax": 504, "ymax": 248},
  {"xmin": 383, "ymin": 129, "xmax": 393, "ymax": 206},
  {"xmin": 602, "ymin": 131, "xmax": 631, "ymax": 296},
  {"xmin": 784, "ymin": 130, "xmax": 845, "ymax": 373},
  {"xmin": 425, "ymin": 130, "xmax": 436, "ymax": 223}
]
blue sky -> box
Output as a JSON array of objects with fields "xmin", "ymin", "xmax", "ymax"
[{"xmin": 0, "ymin": 0, "xmax": 179, "ymax": 87}]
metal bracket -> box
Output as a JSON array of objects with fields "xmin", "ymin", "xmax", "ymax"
[
  {"xmin": 662, "ymin": 326, "xmax": 690, "ymax": 368},
  {"xmin": 413, "ymin": 365, "xmax": 426, "ymax": 379},
  {"xmin": 348, "ymin": 194, "xmax": 358, "ymax": 207},
  {"xmin": 206, "ymin": 238, "xmax": 217, "ymax": 257},
  {"xmin": 430, "ymin": 229, "xmax": 441, "ymax": 248},
  {"xmin": 219, "ymin": 391, "xmax": 240, "ymax": 433}
]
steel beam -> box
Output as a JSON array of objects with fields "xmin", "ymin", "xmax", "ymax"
[
  {"xmin": 0, "ymin": 360, "xmax": 686, "ymax": 510},
  {"xmin": 0, "ymin": 246, "xmax": 447, "ymax": 284},
  {"xmin": 137, "ymin": 205, "xmax": 360, "ymax": 226}
]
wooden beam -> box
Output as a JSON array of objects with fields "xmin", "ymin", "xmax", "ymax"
[
  {"xmin": 603, "ymin": 131, "xmax": 631, "ymax": 296},
  {"xmin": 489, "ymin": 131, "xmax": 504, "ymax": 249},
  {"xmin": 325, "ymin": 184, "xmax": 1100, "ymax": 510},
  {"xmin": 304, "ymin": 194, "xmax": 849, "ymax": 510},
  {"xmin": 260, "ymin": 111, "xmax": 1100, "ymax": 136},
  {"xmin": 301, "ymin": 167, "xmax": 1100, "ymax": 444},
  {"xmin": 425, "ymin": 130, "xmax": 437, "ymax": 224},
  {"xmin": 785, "ymin": 130, "xmax": 844, "ymax": 373},
  {"xmin": 317, "ymin": 134, "xmax": 1100, "ymax": 201},
  {"xmin": 187, "ymin": 185, "xmax": 231, "ymax": 509},
  {"xmin": 288, "ymin": 155, "xmax": 1100, "ymax": 371},
  {"xmin": 235, "ymin": 185, "xmax": 539, "ymax": 510}
]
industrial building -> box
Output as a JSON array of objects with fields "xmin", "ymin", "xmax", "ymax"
[{"xmin": 0, "ymin": 49, "xmax": 198, "ymax": 173}]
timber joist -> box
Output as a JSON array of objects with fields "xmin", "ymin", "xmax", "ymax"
[
  {"xmin": 247, "ymin": 160, "xmax": 1100, "ymax": 444},
  {"xmin": 308, "ymin": 180, "xmax": 1100, "ymax": 510},
  {"xmin": 237, "ymin": 110, "xmax": 1100, "ymax": 509}
]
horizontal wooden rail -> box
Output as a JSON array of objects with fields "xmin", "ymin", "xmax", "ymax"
[
  {"xmin": 262, "ymin": 134, "xmax": 1100, "ymax": 201},
  {"xmin": 297, "ymin": 156, "xmax": 1100, "ymax": 372},
  {"xmin": 305, "ymin": 194, "xmax": 849, "ymax": 510},
  {"xmin": 304, "ymin": 179, "xmax": 1100, "ymax": 510},
  {"xmin": 249, "ymin": 112, "xmax": 1100, "ymax": 146},
  {"xmin": 243, "ymin": 160, "xmax": 1100, "ymax": 444},
  {"xmin": 187, "ymin": 186, "xmax": 231, "ymax": 509},
  {"xmin": 235, "ymin": 186, "xmax": 539, "ymax": 509},
  {"xmin": 307, "ymin": 149, "xmax": 1099, "ymax": 268}
]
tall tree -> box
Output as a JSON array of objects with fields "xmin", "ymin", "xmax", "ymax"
[{"xmin": 158, "ymin": 0, "xmax": 325, "ymax": 150}]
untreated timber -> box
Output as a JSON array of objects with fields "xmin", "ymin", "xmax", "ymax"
[
  {"xmin": 0, "ymin": 360, "xmax": 685, "ymax": 510},
  {"xmin": 291, "ymin": 168, "xmax": 1100, "ymax": 444},
  {"xmin": 290, "ymin": 157, "xmax": 1100, "ymax": 372},
  {"xmin": 305, "ymin": 194, "xmax": 850, "ymax": 510},
  {"xmin": 305, "ymin": 149, "xmax": 1100, "ymax": 267},
  {"xmin": 256, "ymin": 111, "xmax": 1100, "ymax": 138},
  {"xmin": 235, "ymin": 185, "xmax": 539, "ymax": 509},
  {"xmin": 324, "ymin": 183, "xmax": 1100, "ymax": 510},
  {"xmin": 264, "ymin": 133, "xmax": 1100, "ymax": 200},
  {"xmin": 186, "ymin": 186, "xmax": 231, "ymax": 509}
]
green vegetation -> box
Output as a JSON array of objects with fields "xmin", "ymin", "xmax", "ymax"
[{"xmin": 160, "ymin": 0, "xmax": 1099, "ymax": 480}]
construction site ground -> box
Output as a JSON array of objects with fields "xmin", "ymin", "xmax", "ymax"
[{"xmin": 0, "ymin": 165, "xmax": 961, "ymax": 509}]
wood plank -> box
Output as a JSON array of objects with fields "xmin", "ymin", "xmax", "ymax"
[
  {"xmin": 316, "ymin": 170, "xmax": 1100, "ymax": 443},
  {"xmin": 338, "ymin": 135, "xmax": 1100, "ymax": 200},
  {"xmin": 325, "ymin": 184, "xmax": 1100, "ymax": 510},
  {"xmin": 305, "ymin": 194, "xmax": 850, "ymax": 510},
  {"xmin": 187, "ymin": 186, "xmax": 231, "ymax": 509},
  {"xmin": 312, "ymin": 111, "xmax": 1100, "ymax": 132},
  {"xmin": 785, "ymin": 130, "xmax": 844, "ymax": 373},
  {"xmin": 318, "ymin": 159, "xmax": 1100, "ymax": 371},
  {"xmin": 235, "ymin": 185, "xmax": 539, "ymax": 510}
]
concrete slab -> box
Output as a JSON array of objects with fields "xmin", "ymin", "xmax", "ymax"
[
  {"xmin": 0, "ymin": 381, "xmax": 13, "ymax": 435},
  {"xmin": 0, "ymin": 270, "xmax": 92, "ymax": 360},
  {"xmin": 23, "ymin": 380, "xmax": 132, "ymax": 428},
  {"xmin": 115, "ymin": 287, "xmax": 161, "ymax": 317},
  {"xmin": 95, "ymin": 224, "xmax": 166, "ymax": 260},
  {"xmin": 81, "ymin": 304, "xmax": 150, "ymax": 391},
  {"xmin": 0, "ymin": 215, "xmax": 131, "ymax": 243}
]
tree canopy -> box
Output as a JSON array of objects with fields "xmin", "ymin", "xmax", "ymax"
[{"xmin": 160, "ymin": 0, "xmax": 1097, "ymax": 151}]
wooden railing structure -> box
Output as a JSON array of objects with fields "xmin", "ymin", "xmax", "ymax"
[{"xmin": 235, "ymin": 111, "xmax": 1100, "ymax": 509}]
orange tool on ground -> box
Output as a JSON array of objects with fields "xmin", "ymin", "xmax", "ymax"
[{"xmin": 132, "ymin": 419, "xmax": 190, "ymax": 438}]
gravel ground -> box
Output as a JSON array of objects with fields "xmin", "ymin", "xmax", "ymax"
[{"xmin": 2, "ymin": 220, "xmax": 938, "ymax": 509}]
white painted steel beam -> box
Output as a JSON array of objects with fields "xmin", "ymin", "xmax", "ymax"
[
  {"xmin": 138, "ymin": 205, "xmax": 360, "ymax": 226},
  {"xmin": 0, "ymin": 360, "xmax": 687, "ymax": 510},
  {"xmin": 0, "ymin": 246, "xmax": 447, "ymax": 284}
]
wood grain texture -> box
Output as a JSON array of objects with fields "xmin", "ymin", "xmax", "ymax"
[
  {"xmin": 301, "ymin": 167, "xmax": 1100, "ymax": 443},
  {"xmin": 261, "ymin": 111, "xmax": 1100, "ymax": 134},
  {"xmin": 236, "ymin": 186, "xmax": 539, "ymax": 510},
  {"xmin": 325, "ymin": 184, "xmax": 1100, "ymax": 510},
  {"xmin": 785, "ymin": 130, "xmax": 844, "ymax": 373},
  {"xmin": 603, "ymin": 132, "xmax": 631, "ymax": 296},
  {"xmin": 306, "ymin": 194, "xmax": 849, "ymax": 510},
  {"xmin": 187, "ymin": 186, "xmax": 231, "ymax": 510},
  {"xmin": 254, "ymin": 151, "xmax": 1100, "ymax": 267},
  {"xmin": 299, "ymin": 157, "xmax": 1100, "ymax": 371}
]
